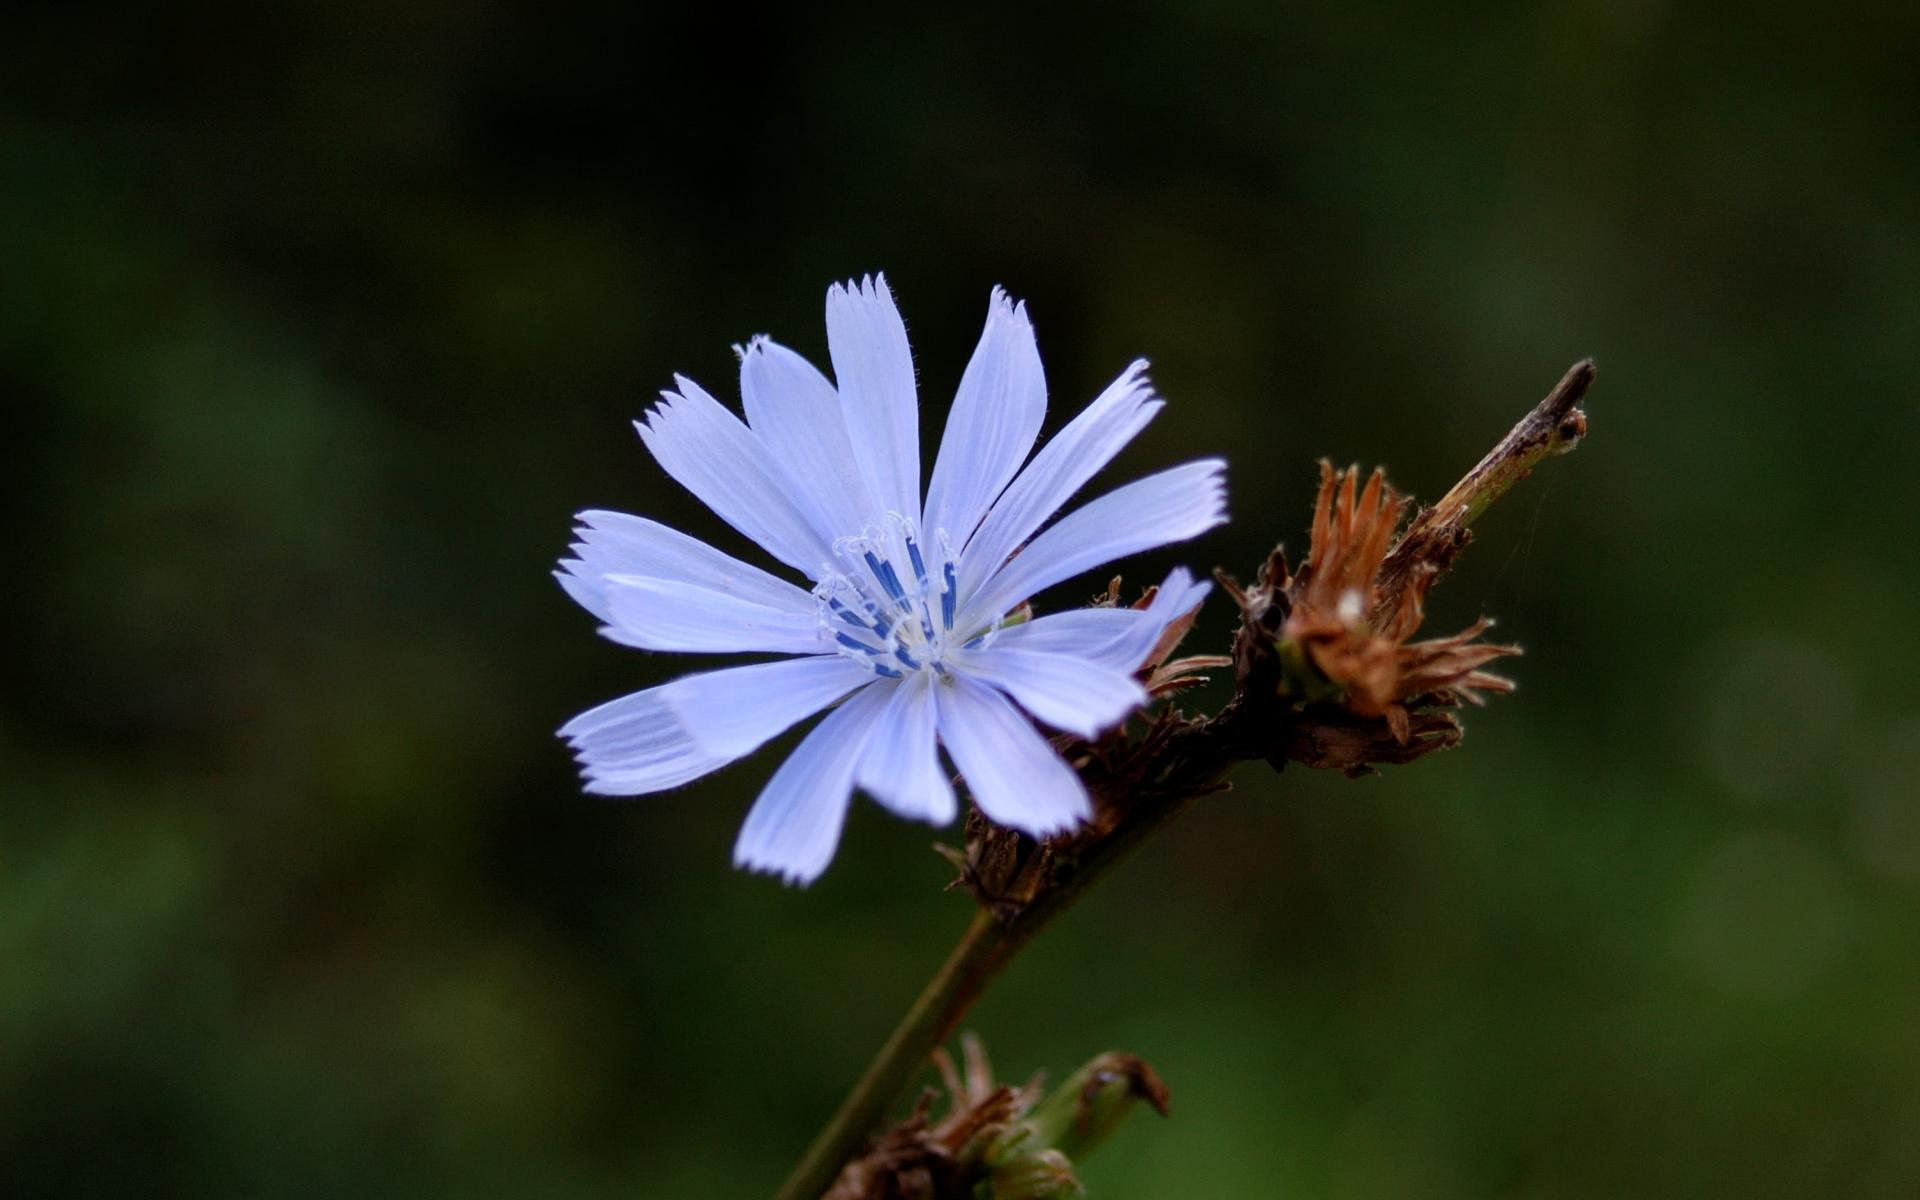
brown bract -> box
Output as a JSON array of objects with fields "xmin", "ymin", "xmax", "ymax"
[
  {"xmin": 1282, "ymin": 461, "xmax": 1518, "ymax": 744},
  {"xmin": 824, "ymin": 1036, "xmax": 1167, "ymax": 1200},
  {"xmin": 822, "ymin": 1035, "xmax": 1030, "ymax": 1200}
]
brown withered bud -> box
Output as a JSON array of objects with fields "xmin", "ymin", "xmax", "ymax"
[
  {"xmin": 1289, "ymin": 461, "xmax": 1519, "ymax": 730},
  {"xmin": 824, "ymin": 1035, "xmax": 1034, "ymax": 1200},
  {"xmin": 825, "ymin": 1036, "xmax": 1166, "ymax": 1200},
  {"xmin": 1230, "ymin": 461, "xmax": 1519, "ymax": 773}
]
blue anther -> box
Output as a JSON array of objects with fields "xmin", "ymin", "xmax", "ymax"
[
  {"xmin": 835, "ymin": 631, "xmax": 881, "ymax": 655},
  {"xmin": 863, "ymin": 550, "xmax": 908, "ymax": 604},
  {"xmin": 940, "ymin": 563, "xmax": 958, "ymax": 630},
  {"xmin": 828, "ymin": 597, "xmax": 873, "ymax": 631},
  {"xmin": 905, "ymin": 537, "xmax": 928, "ymax": 586}
]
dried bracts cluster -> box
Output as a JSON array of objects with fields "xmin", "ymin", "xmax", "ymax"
[
  {"xmin": 1225, "ymin": 460, "xmax": 1520, "ymax": 773},
  {"xmin": 825, "ymin": 1035, "xmax": 1169, "ymax": 1200},
  {"xmin": 1220, "ymin": 358, "xmax": 1593, "ymax": 780}
]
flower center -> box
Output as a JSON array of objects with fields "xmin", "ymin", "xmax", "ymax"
[{"xmin": 816, "ymin": 517, "xmax": 964, "ymax": 678}]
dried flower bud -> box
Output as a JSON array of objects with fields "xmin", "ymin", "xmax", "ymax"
[
  {"xmin": 1008, "ymin": 1052, "xmax": 1171, "ymax": 1163},
  {"xmin": 1230, "ymin": 461, "xmax": 1521, "ymax": 773},
  {"xmin": 1286, "ymin": 460, "xmax": 1518, "ymax": 737},
  {"xmin": 824, "ymin": 1034, "xmax": 1038, "ymax": 1200},
  {"xmin": 825, "ymin": 1039, "xmax": 1169, "ymax": 1200}
]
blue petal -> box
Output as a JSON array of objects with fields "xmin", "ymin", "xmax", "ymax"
[
  {"xmin": 740, "ymin": 336, "xmax": 879, "ymax": 536},
  {"xmin": 558, "ymin": 687, "xmax": 738, "ymax": 796},
  {"xmin": 636, "ymin": 376, "xmax": 836, "ymax": 576},
  {"xmin": 956, "ymin": 361, "xmax": 1162, "ymax": 600},
  {"xmin": 923, "ymin": 288, "xmax": 1046, "ymax": 549},
  {"xmin": 952, "ymin": 647, "xmax": 1147, "ymax": 740},
  {"xmin": 960, "ymin": 460, "xmax": 1227, "ymax": 630},
  {"xmin": 734, "ymin": 680, "xmax": 894, "ymax": 885},
  {"xmin": 556, "ymin": 509, "xmax": 816, "ymax": 625},
  {"xmin": 600, "ymin": 575, "xmax": 827, "ymax": 655},
  {"xmin": 662, "ymin": 655, "xmax": 876, "ymax": 758},
  {"xmin": 826, "ymin": 274, "xmax": 921, "ymax": 524},
  {"xmin": 989, "ymin": 567, "xmax": 1212, "ymax": 671},
  {"xmin": 936, "ymin": 675, "xmax": 1090, "ymax": 838},
  {"xmin": 856, "ymin": 672, "xmax": 955, "ymax": 825}
]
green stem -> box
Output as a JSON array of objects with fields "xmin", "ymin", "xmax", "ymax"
[
  {"xmin": 1373, "ymin": 359, "xmax": 1592, "ymax": 622},
  {"xmin": 1423, "ymin": 358, "xmax": 1592, "ymax": 529},
  {"xmin": 772, "ymin": 909, "xmax": 1019, "ymax": 1200}
]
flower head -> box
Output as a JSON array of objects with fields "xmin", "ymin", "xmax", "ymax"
[{"xmin": 557, "ymin": 275, "xmax": 1226, "ymax": 882}]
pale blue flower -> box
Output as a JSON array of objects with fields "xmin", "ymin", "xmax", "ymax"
[{"xmin": 557, "ymin": 276, "xmax": 1226, "ymax": 883}]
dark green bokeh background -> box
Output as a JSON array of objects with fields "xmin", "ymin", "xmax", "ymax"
[{"xmin": 7, "ymin": 3, "xmax": 1918, "ymax": 1196}]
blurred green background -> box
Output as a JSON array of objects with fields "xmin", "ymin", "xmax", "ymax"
[{"xmin": 6, "ymin": 2, "xmax": 1918, "ymax": 1196}]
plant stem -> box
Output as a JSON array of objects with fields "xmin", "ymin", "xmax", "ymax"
[
  {"xmin": 1373, "ymin": 359, "xmax": 1592, "ymax": 620},
  {"xmin": 773, "ymin": 910, "xmax": 1015, "ymax": 1200},
  {"xmin": 1426, "ymin": 357, "xmax": 1592, "ymax": 528}
]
